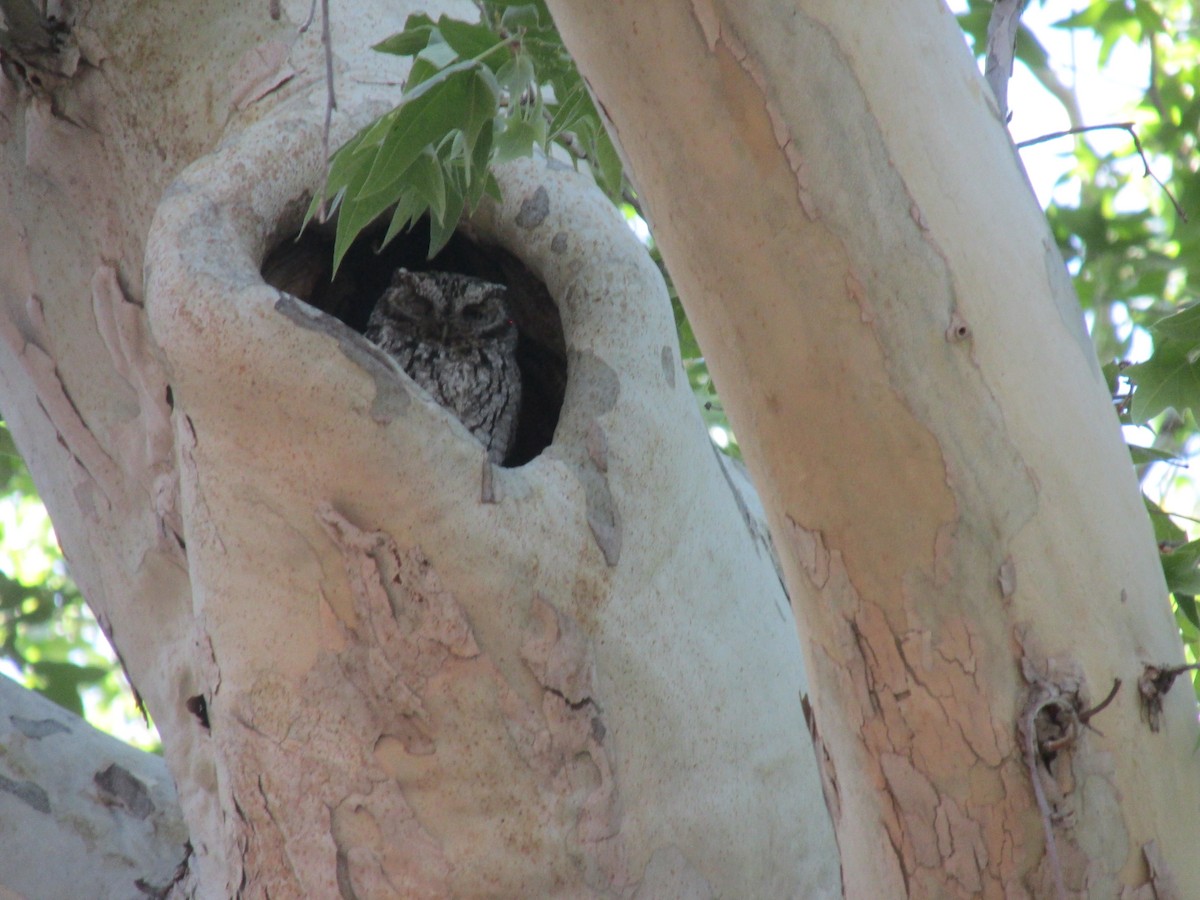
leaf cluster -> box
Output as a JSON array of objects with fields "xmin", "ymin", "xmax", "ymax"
[{"xmin": 306, "ymin": 1, "xmax": 624, "ymax": 272}]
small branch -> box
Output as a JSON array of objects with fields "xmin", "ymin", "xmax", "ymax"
[
  {"xmin": 1077, "ymin": 678, "xmax": 1121, "ymax": 731},
  {"xmin": 320, "ymin": 0, "xmax": 336, "ymax": 164},
  {"xmin": 298, "ymin": 0, "xmax": 336, "ymax": 218},
  {"xmin": 1016, "ymin": 122, "xmax": 1187, "ymax": 223},
  {"xmin": 1138, "ymin": 662, "xmax": 1200, "ymax": 732},
  {"xmin": 299, "ymin": 0, "xmax": 318, "ymax": 32},
  {"xmin": 1016, "ymin": 121, "xmax": 1130, "ymax": 149}
]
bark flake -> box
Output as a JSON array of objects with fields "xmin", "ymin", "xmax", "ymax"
[
  {"xmin": 274, "ymin": 292, "xmax": 412, "ymax": 423},
  {"xmin": 0, "ymin": 773, "xmax": 49, "ymax": 814},
  {"xmin": 514, "ymin": 185, "xmax": 550, "ymax": 229},
  {"xmin": 785, "ymin": 515, "xmax": 830, "ymax": 589},
  {"xmin": 94, "ymin": 763, "xmax": 154, "ymax": 819},
  {"xmin": 9, "ymin": 715, "xmax": 69, "ymax": 738}
]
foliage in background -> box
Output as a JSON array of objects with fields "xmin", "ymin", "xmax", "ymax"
[{"xmin": 0, "ymin": 422, "xmax": 155, "ymax": 745}]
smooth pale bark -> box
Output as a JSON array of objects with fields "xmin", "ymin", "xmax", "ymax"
[
  {"xmin": 546, "ymin": 1, "xmax": 1200, "ymax": 896},
  {"xmin": 0, "ymin": 0, "xmax": 838, "ymax": 896},
  {"xmin": 0, "ymin": 674, "xmax": 188, "ymax": 898}
]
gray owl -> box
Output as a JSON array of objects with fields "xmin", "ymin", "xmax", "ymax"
[{"xmin": 365, "ymin": 268, "xmax": 521, "ymax": 464}]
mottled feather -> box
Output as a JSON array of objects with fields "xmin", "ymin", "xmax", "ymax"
[{"xmin": 365, "ymin": 268, "xmax": 521, "ymax": 464}]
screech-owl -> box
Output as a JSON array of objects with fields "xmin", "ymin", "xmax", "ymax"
[{"xmin": 365, "ymin": 268, "xmax": 521, "ymax": 464}]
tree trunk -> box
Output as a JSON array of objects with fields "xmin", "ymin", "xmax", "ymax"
[
  {"xmin": 0, "ymin": 0, "xmax": 837, "ymax": 896},
  {"xmin": 545, "ymin": 1, "xmax": 1200, "ymax": 896}
]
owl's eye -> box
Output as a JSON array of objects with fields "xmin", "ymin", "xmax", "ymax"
[
  {"xmin": 460, "ymin": 303, "xmax": 485, "ymax": 320},
  {"xmin": 405, "ymin": 294, "xmax": 435, "ymax": 318}
]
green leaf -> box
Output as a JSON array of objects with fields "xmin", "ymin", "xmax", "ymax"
[
  {"xmin": 1052, "ymin": 1, "xmax": 1108, "ymax": 29},
  {"xmin": 459, "ymin": 69, "xmax": 500, "ymax": 165},
  {"xmin": 672, "ymin": 296, "xmax": 702, "ymax": 361},
  {"xmin": 498, "ymin": 3, "xmax": 547, "ymax": 31},
  {"xmin": 404, "ymin": 55, "xmax": 442, "ymax": 91},
  {"xmin": 320, "ymin": 120, "xmax": 386, "ymax": 189},
  {"xmin": 415, "ymin": 41, "xmax": 460, "ymax": 73},
  {"xmin": 408, "ymin": 148, "xmax": 448, "ymax": 222},
  {"xmin": 1149, "ymin": 303, "xmax": 1200, "ymax": 343},
  {"xmin": 1129, "ymin": 445, "xmax": 1178, "ymax": 466},
  {"xmin": 593, "ymin": 125, "xmax": 623, "ymax": 198},
  {"xmin": 30, "ymin": 660, "xmax": 110, "ymax": 717},
  {"xmin": 428, "ymin": 180, "xmax": 467, "ymax": 258},
  {"xmin": 1126, "ymin": 338, "xmax": 1200, "ymax": 423},
  {"xmin": 1160, "ymin": 540, "xmax": 1200, "ymax": 595},
  {"xmin": 494, "ymin": 117, "xmax": 538, "ymax": 163},
  {"xmin": 0, "ymin": 571, "xmax": 28, "ymax": 609},
  {"xmin": 331, "ymin": 171, "xmax": 395, "ymax": 272},
  {"xmin": 1176, "ymin": 593, "xmax": 1200, "ymax": 630},
  {"xmin": 437, "ymin": 16, "xmax": 508, "ymax": 66},
  {"xmin": 1145, "ymin": 495, "xmax": 1187, "ymax": 545},
  {"xmin": 496, "ymin": 52, "xmax": 535, "ymax": 98},
  {"xmin": 357, "ymin": 71, "xmax": 474, "ymax": 201},
  {"xmin": 482, "ymin": 171, "xmax": 502, "ymax": 204},
  {"xmin": 548, "ymin": 80, "xmax": 591, "ymax": 138},
  {"xmin": 465, "ymin": 119, "xmax": 495, "ymax": 211},
  {"xmin": 381, "ymin": 186, "xmax": 430, "ymax": 248},
  {"xmin": 18, "ymin": 596, "xmax": 55, "ymax": 625},
  {"xmin": 372, "ymin": 14, "xmax": 437, "ymax": 57}
]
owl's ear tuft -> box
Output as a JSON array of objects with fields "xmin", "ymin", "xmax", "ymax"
[{"xmin": 391, "ymin": 267, "xmax": 418, "ymax": 289}]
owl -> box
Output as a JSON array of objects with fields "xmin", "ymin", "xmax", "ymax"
[{"xmin": 365, "ymin": 268, "xmax": 521, "ymax": 464}]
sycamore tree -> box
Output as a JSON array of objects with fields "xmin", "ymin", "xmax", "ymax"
[{"xmin": 3, "ymin": 0, "xmax": 1200, "ymax": 897}]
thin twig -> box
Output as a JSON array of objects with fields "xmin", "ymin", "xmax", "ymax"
[
  {"xmin": 321, "ymin": 0, "xmax": 335, "ymax": 153},
  {"xmin": 1016, "ymin": 121, "xmax": 1133, "ymax": 149},
  {"xmin": 299, "ymin": 0, "xmax": 318, "ymax": 33},
  {"xmin": 1077, "ymin": 678, "xmax": 1121, "ymax": 730},
  {"xmin": 302, "ymin": 0, "xmax": 336, "ymax": 220},
  {"xmin": 1016, "ymin": 122, "xmax": 1187, "ymax": 222}
]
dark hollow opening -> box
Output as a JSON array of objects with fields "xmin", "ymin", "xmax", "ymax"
[{"xmin": 261, "ymin": 218, "xmax": 566, "ymax": 468}]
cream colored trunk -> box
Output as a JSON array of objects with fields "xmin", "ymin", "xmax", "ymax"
[
  {"xmin": 0, "ymin": 0, "xmax": 837, "ymax": 897},
  {"xmin": 545, "ymin": 0, "xmax": 1200, "ymax": 897}
]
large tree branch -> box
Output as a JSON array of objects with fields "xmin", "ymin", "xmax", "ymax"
[
  {"xmin": 0, "ymin": 675, "xmax": 190, "ymax": 897},
  {"xmin": 545, "ymin": 0, "xmax": 1200, "ymax": 895}
]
